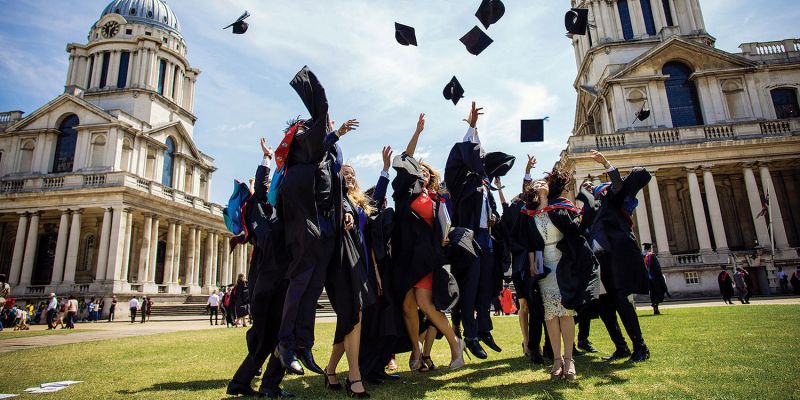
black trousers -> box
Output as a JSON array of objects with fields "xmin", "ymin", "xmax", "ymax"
[
  {"xmin": 597, "ymin": 253, "xmax": 645, "ymax": 350},
  {"xmin": 209, "ymin": 306, "xmax": 219, "ymax": 325},
  {"xmin": 511, "ymin": 252, "xmax": 550, "ymax": 354},
  {"xmin": 130, "ymin": 307, "xmax": 137, "ymax": 323},
  {"xmin": 231, "ymin": 276, "xmax": 288, "ymax": 392},
  {"xmin": 454, "ymin": 228, "xmax": 494, "ymax": 340},
  {"xmin": 46, "ymin": 309, "xmax": 56, "ymax": 328},
  {"xmin": 576, "ymin": 314, "xmax": 592, "ymax": 343}
]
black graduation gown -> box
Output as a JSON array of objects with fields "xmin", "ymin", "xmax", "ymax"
[
  {"xmin": 523, "ymin": 201, "xmax": 601, "ymax": 312},
  {"xmin": 645, "ymin": 252, "xmax": 669, "ymax": 304},
  {"xmin": 583, "ymin": 167, "xmax": 651, "ymax": 295},
  {"xmin": 718, "ymin": 271, "xmax": 735, "ymax": 298},
  {"xmin": 278, "ymin": 66, "xmax": 344, "ymax": 278}
]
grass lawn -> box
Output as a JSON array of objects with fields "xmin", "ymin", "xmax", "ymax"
[
  {"xmin": 0, "ymin": 327, "xmax": 89, "ymax": 341},
  {"xmin": 0, "ymin": 305, "xmax": 797, "ymax": 399}
]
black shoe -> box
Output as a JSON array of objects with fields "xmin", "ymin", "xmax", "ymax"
[
  {"xmin": 464, "ymin": 338, "xmax": 488, "ymax": 359},
  {"xmin": 628, "ymin": 345, "xmax": 650, "ymax": 362},
  {"xmin": 345, "ymin": 379, "xmax": 370, "ymax": 398},
  {"xmin": 275, "ymin": 345, "xmax": 304, "ymax": 375},
  {"xmin": 295, "ymin": 347, "xmax": 324, "ymax": 375},
  {"xmin": 543, "ymin": 345, "xmax": 554, "ymax": 360},
  {"xmin": 572, "ymin": 345, "xmax": 584, "ymax": 356},
  {"xmin": 577, "ymin": 340, "xmax": 599, "ymax": 353},
  {"xmin": 227, "ymin": 382, "xmax": 259, "ymax": 397},
  {"xmin": 362, "ymin": 373, "xmax": 384, "ymax": 386},
  {"xmin": 259, "ymin": 388, "xmax": 296, "ymax": 398},
  {"xmin": 602, "ymin": 347, "xmax": 632, "ymax": 361},
  {"xmin": 375, "ymin": 371, "xmax": 400, "ymax": 381},
  {"xmin": 478, "ymin": 332, "xmax": 502, "ymax": 352},
  {"xmin": 324, "ymin": 370, "xmax": 343, "ymax": 391},
  {"xmin": 530, "ymin": 350, "xmax": 545, "ymax": 365}
]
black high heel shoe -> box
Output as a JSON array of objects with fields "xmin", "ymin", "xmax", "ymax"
[
  {"xmin": 421, "ymin": 355, "xmax": 437, "ymax": 371},
  {"xmin": 345, "ymin": 379, "xmax": 370, "ymax": 398},
  {"xmin": 324, "ymin": 369, "xmax": 342, "ymax": 391}
]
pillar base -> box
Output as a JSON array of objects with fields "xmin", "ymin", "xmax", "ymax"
[
  {"xmin": 111, "ymin": 280, "xmax": 132, "ymax": 294},
  {"xmin": 141, "ymin": 282, "xmax": 159, "ymax": 294},
  {"xmin": 166, "ymin": 284, "xmax": 183, "ymax": 295},
  {"xmin": 186, "ymin": 285, "xmax": 203, "ymax": 295}
]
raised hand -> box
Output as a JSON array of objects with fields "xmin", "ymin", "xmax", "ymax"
[
  {"xmin": 337, "ymin": 119, "xmax": 360, "ymax": 137},
  {"xmin": 260, "ymin": 138, "xmax": 273, "ymax": 159},
  {"xmin": 344, "ymin": 212, "xmax": 355, "ymax": 231},
  {"xmin": 382, "ymin": 146, "xmax": 393, "ymax": 172},
  {"xmin": 590, "ymin": 150, "xmax": 610, "ymax": 167},
  {"xmin": 415, "ymin": 113, "xmax": 426, "ymax": 134},
  {"xmin": 525, "ymin": 154, "xmax": 536, "ymax": 174},
  {"xmin": 463, "ymin": 101, "xmax": 484, "ymax": 128}
]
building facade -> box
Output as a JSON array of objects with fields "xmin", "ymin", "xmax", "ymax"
[
  {"xmin": 0, "ymin": 0, "xmax": 252, "ymax": 309},
  {"xmin": 561, "ymin": 0, "xmax": 800, "ymax": 296}
]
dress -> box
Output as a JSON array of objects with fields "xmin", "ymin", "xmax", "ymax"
[{"xmin": 535, "ymin": 212, "xmax": 577, "ymax": 320}]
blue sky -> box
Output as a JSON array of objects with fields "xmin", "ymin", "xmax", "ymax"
[{"xmin": 1, "ymin": 0, "xmax": 798, "ymax": 204}]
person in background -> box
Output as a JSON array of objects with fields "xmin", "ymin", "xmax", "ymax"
[
  {"xmin": 45, "ymin": 293, "xmax": 58, "ymax": 330},
  {"xmin": 233, "ymin": 274, "xmax": 250, "ymax": 328},
  {"xmin": 54, "ymin": 298, "xmax": 66, "ymax": 329},
  {"xmin": 146, "ymin": 297, "xmax": 154, "ymax": 322},
  {"xmin": 98, "ymin": 298, "xmax": 106, "ymax": 322},
  {"xmin": 499, "ymin": 284, "xmax": 517, "ymax": 316},
  {"xmin": 87, "ymin": 297, "xmax": 96, "ymax": 322},
  {"xmin": 791, "ymin": 267, "xmax": 800, "ymax": 295},
  {"xmin": 108, "ymin": 296, "xmax": 117, "ymax": 322},
  {"xmin": 718, "ymin": 267, "xmax": 735, "ymax": 304},
  {"xmin": 208, "ymin": 290, "xmax": 221, "ymax": 326},
  {"xmin": 733, "ymin": 268, "xmax": 750, "ymax": 304},
  {"xmin": 13, "ymin": 306, "xmax": 29, "ymax": 331},
  {"xmin": 643, "ymin": 243, "xmax": 669, "ymax": 315},
  {"xmin": 140, "ymin": 296, "xmax": 149, "ymax": 323},
  {"xmin": 0, "ymin": 274, "xmax": 8, "ymax": 331},
  {"xmin": 742, "ymin": 268, "xmax": 754, "ymax": 304},
  {"xmin": 776, "ymin": 268, "xmax": 789, "ymax": 294},
  {"xmin": 65, "ymin": 294, "xmax": 79, "ymax": 329},
  {"xmin": 129, "ymin": 297, "xmax": 140, "ymax": 323}
]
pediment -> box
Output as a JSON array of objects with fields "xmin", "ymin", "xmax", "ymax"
[
  {"xmin": 145, "ymin": 121, "xmax": 209, "ymax": 167},
  {"xmin": 5, "ymin": 94, "xmax": 118, "ymax": 133}
]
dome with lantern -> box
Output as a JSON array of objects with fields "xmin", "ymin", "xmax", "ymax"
[{"xmin": 100, "ymin": 0, "xmax": 181, "ymax": 37}]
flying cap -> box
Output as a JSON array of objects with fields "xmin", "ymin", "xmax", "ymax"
[
  {"xmin": 460, "ymin": 26, "xmax": 493, "ymax": 56},
  {"xmin": 520, "ymin": 119, "xmax": 545, "ymax": 142},
  {"xmin": 395, "ymin": 22, "xmax": 418, "ymax": 46},
  {"xmin": 224, "ymin": 11, "xmax": 251, "ymax": 34},
  {"xmin": 483, "ymin": 152, "xmax": 516, "ymax": 181},
  {"xmin": 565, "ymin": 8, "xmax": 589, "ymax": 35},
  {"xmin": 475, "ymin": 0, "xmax": 506, "ymax": 29},
  {"xmin": 443, "ymin": 76, "xmax": 465, "ymax": 105}
]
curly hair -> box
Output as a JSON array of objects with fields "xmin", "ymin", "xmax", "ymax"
[
  {"xmin": 545, "ymin": 164, "xmax": 571, "ymax": 200},
  {"xmin": 419, "ymin": 161, "xmax": 444, "ymax": 195}
]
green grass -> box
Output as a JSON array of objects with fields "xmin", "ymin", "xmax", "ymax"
[
  {"xmin": 0, "ymin": 327, "xmax": 88, "ymax": 341},
  {"xmin": 0, "ymin": 305, "xmax": 798, "ymax": 399}
]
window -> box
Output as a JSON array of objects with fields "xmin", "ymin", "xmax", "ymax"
[
  {"xmin": 662, "ymin": 0, "xmax": 674, "ymax": 26},
  {"xmin": 162, "ymin": 137, "xmax": 175, "ymax": 187},
  {"xmin": 184, "ymin": 168, "xmax": 193, "ymax": 193},
  {"xmin": 125, "ymin": 28, "xmax": 133, "ymax": 35},
  {"xmin": 663, "ymin": 62, "xmax": 704, "ymax": 127},
  {"xmin": 617, "ymin": 0, "xmax": 634, "ymax": 40},
  {"xmin": 157, "ymin": 59, "xmax": 167, "ymax": 95},
  {"xmin": 199, "ymin": 174, "xmax": 207, "ymax": 198},
  {"xmin": 171, "ymin": 65, "xmax": 179, "ymax": 98},
  {"xmin": 99, "ymin": 51, "xmax": 110, "ymax": 88},
  {"xmin": 722, "ymin": 80, "xmax": 748, "ymax": 120},
  {"xmin": 771, "ymin": 88, "xmax": 800, "ymax": 119},
  {"xmin": 80, "ymin": 235, "xmax": 95, "ymax": 272},
  {"xmin": 640, "ymin": 0, "xmax": 657, "ymax": 36},
  {"xmin": 18, "ymin": 139, "xmax": 35, "ymax": 173},
  {"xmin": 90, "ymin": 134, "xmax": 107, "ymax": 168},
  {"xmin": 86, "ymin": 55, "xmax": 95, "ymax": 88},
  {"xmin": 117, "ymin": 51, "xmax": 130, "ymax": 88},
  {"xmin": 684, "ymin": 272, "xmax": 700, "ymax": 285},
  {"xmin": 121, "ymin": 138, "xmax": 133, "ymax": 172},
  {"xmin": 145, "ymin": 147, "xmax": 156, "ymax": 179},
  {"xmin": 53, "ymin": 114, "xmax": 79, "ymax": 173}
]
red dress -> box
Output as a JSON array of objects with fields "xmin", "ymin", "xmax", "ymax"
[
  {"xmin": 499, "ymin": 288, "xmax": 518, "ymax": 314},
  {"xmin": 411, "ymin": 190, "xmax": 435, "ymax": 291}
]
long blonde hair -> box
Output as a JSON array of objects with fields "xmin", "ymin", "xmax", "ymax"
[
  {"xmin": 342, "ymin": 165, "xmax": 375, "ymax": 215},
  {"xmin": 419, "ymin": 161, "xmax": 443, "ymax": 195}
]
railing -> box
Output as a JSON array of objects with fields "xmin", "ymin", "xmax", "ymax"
[
  {"xmin": 25, "ymin": 286, "xmax": 46, "ymax": 295},
  {"xmin": 596, "ymin": 134, "xmax": 626, "ymax": 149},
  {"xmin": 136, "ymin": 178, "xmax": 150, "ymax": 190},
  {"xmin": 760, "ymin": 120, "xmax": 791, "ymax": 134},
  {"xmin": 73, "ymin": 284, "xmax": 91, "ymax": 293},
  {"xmin": 157, "ymin": 286, "xmax": 168, "ymax": 294},
  {"xmin": 43, "ymin": 176, "xmax": 64, "ymax": 189},
  {"xmin": 0, "ymin": 111, "xmax": 23, "ymax": 124},
  {"xmin": 130, "ymin": 284, "xmax": 143, "ymax": 292},
  {"xmin": 649, "ymin": 129, "xmax": 680, "ymax": 144},
  {"xmin": 83, "ymin": 174, "xmax": 107, "ymax": 187},
  {"xmin": 2, "ymin": 180, "xmax": 24, "ymax": 192},
  {"xmin": 673, "ymin": 254, "xmax": 703, "ymax": 266},
  {"xmin": 704, "ymin": 125, "xmax": 735, "ymax": 140},
  {"xmin": 739, "ymin": 39, "xmax": 800, "ymax": 63}
]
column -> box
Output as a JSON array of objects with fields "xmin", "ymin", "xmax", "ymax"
[
  {"xmin": 647, "ymin": 174, "xmax": 671, "ymax": 256},
  {"xmin": 105, "ymin": 207, "xmax": 128, "ymax": 282},
  {"xmin": 95, "ymin": 208, "xmax": 113, "ymax": 281},
  {"xmin": 204, "ymin": 231, "xmax": 214, "ymax": 289},
  {"xmin": 634, "ymin": 191, "xmax": 652, "ymax": 246},
  {"xmin": 742, "ymin": 167, "xmax": 771, "ymax": 248},
  {"xmin": 172, "ymin": 223, "xmax": 183, "ymax": 285},
  {"xmin": 759, "ymin": 165, "xmax": 790, "ymax": 249},
  {"xmin": 9, "ymin": 213, "xmax": 29, "ymax": 285},
  {"xmin": 19, "ymin": 211, "xmax": 41, "ymax": 286},
  {"xmin": 686, "ymin": 169, "xmax": 713, "ymax": 252},
  {"xmin": 164, "ymin": 221, "xmax": 176, "ymax": 284},
  {"xmin": 51, "ymin": 210, "xmax": 71, "ymax": 284},
  {"xmin": 221, "ymin": 236, "xmax": 230, "ymax": 285},
  {"xmin": 185, "ymin": 226, "xmax": 196, "ymax": 287},
  {"xmin": 702, "ymin": 168, "xmax": 729, "ymax": 251},
  {"xmin": 120, "ymin": 209, "xmax": 134, "ymax": 282},
  {"xmin": 107, "ymin": 50, "xmax": 120, "ymax": 88},
  {"xmin": 194, "ymin": 228, "xmax": 202, "ymax": 286},
  {"xmin": 148, "ymin": 217, "xmax": 160, "ymax": 283},
  {"xmin": 211, "ymin": 232, "xmax": 219, "ymax": 286},
  {"xmin": 63, "ymin": 210, "xmax": 82, "ymax": 284},
  {"xmin": 137, "ymin": 214, "xmax": 153, "ymax": 283}
]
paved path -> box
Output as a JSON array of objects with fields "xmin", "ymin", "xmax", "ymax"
[{"xmin": 0, "ymin": 297, "xmax": 796, "ymax": 354}]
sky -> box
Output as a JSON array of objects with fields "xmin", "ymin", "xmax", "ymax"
[{"xmin": 0, "ymin": 0, "xmax": 798, "ymax": 205}]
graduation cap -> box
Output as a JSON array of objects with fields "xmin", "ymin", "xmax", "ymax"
[
  {"xmin": 394, "ymin": 22, "xmax": 417, "ymax": 46},
  {"xmin": 483, "ymin": 152, "xmax": 516, "ymax": 182},
  {"xmin": 443, "ymin": 76, "xmax": 465, "ymax": 105},
  {"xmin": 633, "ymin": 101, "xmax": 651, "ymax": 124},
  {"xmin": 565, "ymin": 8, "xmax": 589, "ymax": 36},
  {"xmin": 520, "ymin": 119, "xmax": 546, "ymax": 142},
  {"xmin": 460, "ymin": 26, "xmax": 493, "ymax": 56},
  {"xmin": 223, "ymin": 11, "xmax": 251, "ymax": 34},
  {"xmin": 475, "ymin": 0, "xmax": 506, "ymax": 29}
]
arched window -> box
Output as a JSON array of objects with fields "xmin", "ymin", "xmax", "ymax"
[
  {"xmin": 53, "ymin": 114, "xmax": 79, "ymax": 173},
  {"xmin": 771, "ymin": 88, "xmax": 800, "ymax": 119},
  {"xmin": 617, "ymin": 0, "xmax": 634, "ymax": 40},
  {"xmin": 19, "ymin": 140, "xmax": 35, "ymax": 173},
  {"xmin": 663, "ymin": 62, "xmax": 704, "ymax": 127},
  {"xmin": 121, "ymin": 138, "xmax": 133, "ymax": 172},
  {"xmin": 162, "ymin": 137, "xmax": 176, "ymax": 187},
  {"xmin": 640, "ymin": 0, "xmax": 657, "ymax": 36},
  {"xmin": 90, "ymin": 134, "xmax": 107, "ymax": 168}
]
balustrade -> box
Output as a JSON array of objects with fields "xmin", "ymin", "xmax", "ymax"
[{"xmin": 704, "ymin": 125, "xmax": 735, "ymax": 140}]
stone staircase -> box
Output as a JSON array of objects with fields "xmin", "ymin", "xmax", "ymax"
[{"xmin": 147, "ymin": 291, "xmax": 336, "ymax": 319}]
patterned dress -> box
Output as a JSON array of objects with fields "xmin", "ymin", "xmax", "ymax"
[{"xmin": 535, "ymin": 212, "xmax": 577, "ymax": 320}]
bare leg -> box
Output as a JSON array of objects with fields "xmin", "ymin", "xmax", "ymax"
[
  {"xmin": 518, "ymin": 298, "xmax": 530, "ymax": 353},
  {"xmin": 402, "ymin": 289, "xmax": 421, "ymax": 365},
  {"xmin": 560, "ymin": 316, "xmax": 575, "ymax": 361},
  {"xmin": 325, "ymin": 342, "xmax": 345, "ymax": 385},
  {"xmin": 422, "ymin": 326, "xmax": 437, "ymax": 358},
  {"xmin": 415, "ymin": 289, "xmax": 460, "ymax": 361},
  {"xmin": 343, "ymin": 313, "xmax": 364, "ymax": 393},
  {"xmin": 545, "ymin": 317, "xmax": 563, "ymax": 375}
]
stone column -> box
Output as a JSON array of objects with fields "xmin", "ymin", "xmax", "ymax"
[
  {"xmin": 51, "ymin": 210, "xmax": 71, "ymax": 284},
  {"xmin": 702, "ymin": 168, "xmax": 729, "ymax": 251},
  {"xmin": 105, "ymin": 207, "xmax": 128, "ymax": 283},
  {"xmin": 9, "ymin": 212, "xmax": 29, "ymax": 285},
  {"xmin": 647, "ymin": 174, "xmax": 671, "ymax": 256},
  {"xmin": 221, "ymin": 236, "xmax": 230, "ymax": 285},
  {"xmin": 19, "ymin": 211, "xmax": 41, "ymax": 286},
  {"xmin": 194, "ymin": 229, "xmax": 202, "ymax": 287},
  {"xmin": 137, "ymin": 214, "xmax": 153, "ymax": 283},
  {"xmin": 759, "ymin": 165, "xmax": 790, "ymax": 249},
  {"xmin": 203, "ymin": 231, "xmax": 214, "ymax": 290},
  {"xmin": 686, "ymin": 169, "xmax": 713, "ymax": 252},
  {"xmin": 95, "ymin": 208, "xmax": 113, "ymax": 281},
  {"xmin": 185, "ymin": 226, "xmax": 196, "ymax": 288},
  {"xmin": 743, "ymin": 166, "xmax": 771, "ymax": 248},
  {"xmin": 211, "ymin": 232, "xmax": 219, "ymax": 287},
  {"xmin": 171, "ymin": 223, "xmax": 183, "ymax": 289},
  {"xmin": 120, "ymin": 209, "xmax": 134, "ymax": 282},
  {"xmin": 164, "ymin": 221, "xmax": 176, "ymax": 284},
  {"xmin": 148, "ymin": 217, "xmax": 160, "ymax": 283},
  {"xmin": 634, "ymin": 190, "xmax": 652, "ymax": 246},
  {"xmin": 63, "ymin": 210, "xmax": 82, "ymax": 284}
]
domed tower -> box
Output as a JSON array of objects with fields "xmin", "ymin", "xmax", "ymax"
[{"xmin": 64, "ymin": 0, "xmax": 200, "ymax": 138}]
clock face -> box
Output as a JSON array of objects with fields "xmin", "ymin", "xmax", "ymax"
[{"xmin": 101, "ymin": 21, "xmax": 120, "ymax": 38}]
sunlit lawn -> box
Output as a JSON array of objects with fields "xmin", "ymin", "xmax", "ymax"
[{"xmin": 0, "ymin": 305, "xmax": 798, "ymax": 399}]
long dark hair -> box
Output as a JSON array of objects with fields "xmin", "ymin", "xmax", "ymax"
[{"xmin": 522, "ymin": 164, "xmax": 572, "ymax": 209}]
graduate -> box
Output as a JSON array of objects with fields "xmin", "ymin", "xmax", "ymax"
[
  {"xmin": 273, "ymin": 66, "xmax": 359, "ymax": 376},
  {"xmin": 717, "ymin": 267, "xmax": 735, "ymax": 304},
  {"xmin": 580, "ymin": 150, "xmax": 652, "ymax": 363},
  {"xmin": 643, "ymin": 243, "xmax": 670, "ymax": 315},
  {"xmin": 227, "ymin": 139, "xmax": 293, "ymax": 398}
]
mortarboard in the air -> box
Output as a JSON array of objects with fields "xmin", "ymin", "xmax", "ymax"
[
  {"xmin": 475, "ymin": 0, "xmax": 506, "ymax": 29},
  {"xmin": 395, "ymin": 22, "xmax": 417, "ymax": 46},
  {"xmin": 565, "ymin": 8, "xmax": 589, "ymax": 36},
  {"xmin": 224, "ymin": 11, "xmax": 251, "ymax": 34},
  {"xmin": 443, "ymin": 76, "xmax": 465, "ymax": 105},
  {"xmin": 635, "ymin": 101, "xmax": 651, "ymax": 122},
  {"xmin": 460, "ymin": 26, "xmax": 493, "ymax": 56},
  {"xmin": 483, "ymin": 152, "xmax": 516, "ymax": 182},
  {"xmin": 521, "ymin": 119, "xmax": 545, "ymax": 142}
]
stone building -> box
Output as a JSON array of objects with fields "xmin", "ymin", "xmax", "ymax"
[
  {"xmin": 560, "ymin": 0, "xmax": 800, "ymax": 296},
  {"xmin": 0, "ymin": 0, "xmax": 252, "ymax": 311}
]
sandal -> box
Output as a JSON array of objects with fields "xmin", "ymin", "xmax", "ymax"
[{"xmin": 421, "ymin": 355, "xmax": 437, "ymax": 371}]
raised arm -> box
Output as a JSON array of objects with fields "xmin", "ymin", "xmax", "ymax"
[
  {"xmin": 405, "ymin": 113, "xmax": 426, "ymax": 157},
  {"xmin": 372, "ymin": 146, "xmax": 393, "ymax": 207},
  {"xmin": 495, "ymin": 177, "xmax": 507, "ymax": 206},
  {"xmin": 523, "ymin": 154, "xmax": 536, "ymax": 192},
  {"xmin": 254, "ymin": 138, "xmax": 273, "ymax": 201}
]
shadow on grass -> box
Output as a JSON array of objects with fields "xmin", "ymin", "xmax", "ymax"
[{"xmin": 116, "ymin": 379, "xmax": 229, "ymax": 394}]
